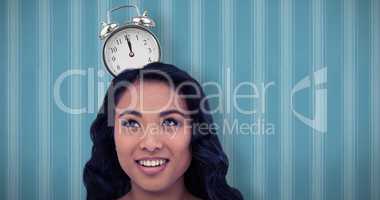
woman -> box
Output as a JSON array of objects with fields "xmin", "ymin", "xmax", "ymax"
[{"xmin": 83, "ymin": 62, "xmax": 244, "ymax": 200}]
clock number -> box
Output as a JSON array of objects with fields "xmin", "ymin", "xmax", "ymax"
[
  {"xmin": 112, "ymin": 56, "xmax": 116, "ymax": 62},
  {"xmin": 136, "ymin": 35, "xmax": 139, "ymax": 40},
  {"xmin": 148, "ymin": 47, "xmax": 152, "ymax": 53},
  {"xmin": 148, "ymin": 57, "xmax": 152, "ymax": 63},
  {"xmin": 143, "ymin": 39, "xmax": 147, "ymax": 46},
  {"xmin": 124, "ymin": 34, "xmax": 131, "ymax": 41},
  {"xmin": 116, "ymin": 38, "xmax": 122, "ymax": 45},
  {"xmin": 110, "ymin": 47, "xmax": 117, "ymax": 53}
]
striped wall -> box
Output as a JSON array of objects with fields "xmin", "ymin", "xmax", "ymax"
[{"xmin": 1, "ymin": 0, "xmax": 379, "ymax": 200}]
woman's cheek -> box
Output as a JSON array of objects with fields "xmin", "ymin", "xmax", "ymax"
[{"xmin": 170, "ymin": 130, "xmax": 192, "ymax": 159}]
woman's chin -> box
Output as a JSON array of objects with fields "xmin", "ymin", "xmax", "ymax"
[{"xmin": 133, "ymin": 179, "xmax": 170, "ymax": 193}]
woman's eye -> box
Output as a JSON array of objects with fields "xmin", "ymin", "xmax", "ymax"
[
  {"xmin": 121, "ymin": 119, "xmax": 140, "ymax": 128},
  {"xmin": 162, "ymin": 118, "xmax": 179, "ymax": 127}
]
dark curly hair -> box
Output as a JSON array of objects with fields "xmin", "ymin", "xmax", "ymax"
[{"xmin": 83, "ymin": 62, "xmax": 244, "ymax": 200}]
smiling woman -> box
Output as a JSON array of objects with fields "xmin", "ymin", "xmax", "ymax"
[{"xmin": 83, "ymin": 62, "xmax": 244, "ymax": 200}]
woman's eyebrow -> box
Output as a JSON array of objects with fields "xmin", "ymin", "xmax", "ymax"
[
  {"xmin": 159, "ymin": 109, "xmax": 187, "ymax": 117},
  {"xmin": 119, "ymin": 109, "xmax": 142, "ymax": 117},
  {"xmin": 118, "ymin": 109, "xmax": 186, "ymax": 118}
]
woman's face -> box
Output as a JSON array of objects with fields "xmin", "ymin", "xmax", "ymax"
[{"xmin": 114, "ymin": 79, "xmax": 192, "ymax": 192}]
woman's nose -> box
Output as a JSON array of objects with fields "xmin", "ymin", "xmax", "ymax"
[{"xmin": 139, "ymin": 125, "xmax": 163, "ymax": 152}]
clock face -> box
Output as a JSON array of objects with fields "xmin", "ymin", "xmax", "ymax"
[{"xmin": 103, "ymin": 26, "xmax": 160, "ymax": 76}]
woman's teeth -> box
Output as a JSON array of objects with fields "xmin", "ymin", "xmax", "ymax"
[{"xmin": 138, "ymin": 159, "xmax": 168, "ymax": 167}]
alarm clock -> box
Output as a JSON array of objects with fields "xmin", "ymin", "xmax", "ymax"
[{"xmin": 100, "ymin": 5, "xmax": 161, "ymax": 76}]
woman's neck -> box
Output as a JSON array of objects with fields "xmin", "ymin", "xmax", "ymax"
[{"xmin": 120, "ymin": 176, "xmax": 196, "ymax": 200}]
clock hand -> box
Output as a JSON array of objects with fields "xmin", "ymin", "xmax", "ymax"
[{"xmin": 126, "ymin": 35, "xmax": 135, "ymax": 57}]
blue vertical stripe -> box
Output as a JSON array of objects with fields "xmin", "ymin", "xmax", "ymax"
[
  {"xmin": 0, "ymin": 0, "xmax": 6, "ymax": 197},
  {"xmin": 342, "ymin": 0, "xmax": 357, "ymax": 199},
  {"xmin": 97, "ymin": 0, "xmax": 111, "ymax": 109},
  {"xmin": 97, "ymin": 0, "xmax": 109, "ymax": 68},
  {"xmin": 190, "ymin": 0, "xmax": 203, "ymax": 82},
  {"xmin": 69, "ymin": 0, "xmax": 83, "ymax": 199},
  {"xmin": 6, "ymin": 0, "xmax": 21, "ymax": 199},
  {"xmin": 311, "ymin": 0, "xmax": 326, "ymax": 199},
  {"xmin": 252, "ymin": 0, "xmax": 267, "ymax": 199},
  {"xmin": 51, "ymin": 0, "xmax": 69, "ymax": 199},
  {"xmin": 160, "ymin": 0, "xmax": 173, "ymax": 63},
  {"xmin": 280, "ymin": 0, "xmax": 294, "ymax": 200},
  {"xmin": 38, "ymin": 0, "xmax": 52, "ymax": 199},
  {"xmin": 325, "ymin": 0, "xmax": 342, "ymax": 199},
  {"xmin": 370, "ymin": 0, "xmax": 380, "ymax": 199},
  {"xmin": 220, "ymin": 0, "xmax": 235, "ymax": 186}
]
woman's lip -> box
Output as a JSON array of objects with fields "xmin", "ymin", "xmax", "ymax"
[
  {"xmin": 135, "ymin": 160, "xmax": 169, "ymax": 176},
  {"xmin": 134, "ymin": 157, "xmax": 170, "ymax": 161}
]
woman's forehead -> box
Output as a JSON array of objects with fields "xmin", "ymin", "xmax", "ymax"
[{"xmin": 116, "ymin": 80, "xmax": 188, "ymax": 113}]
